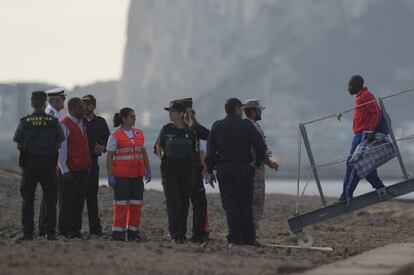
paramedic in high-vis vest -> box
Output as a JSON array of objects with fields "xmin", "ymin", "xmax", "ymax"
[{"xmin": 106, "ymin": 107, "xmax": 151, "ymax": 241}]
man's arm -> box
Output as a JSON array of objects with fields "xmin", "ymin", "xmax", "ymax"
[
  {"xmin": 153, "ymin": 128, "xmax": 165, "ymax": 159},
  {"xmin": 362, "ymin": 91, "xmax": 381, "ymax": 133},
  {"xmin": 250, "ymin": 124, "xmax": 266, "ymax": 167},
  {"xmin": 205, "ymin": 121, "xmax": 218, "ymax": 174},
  {"xmin": 58, "ymin": 124, "xmax": 70, "ymax": 174},
  {"xmin": 13, "ymin": 122, "xmax": 24, "ymax": 151}
]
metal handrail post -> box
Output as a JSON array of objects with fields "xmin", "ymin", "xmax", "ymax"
[
  {"xmin": 378, "ymin": 98, "xmax": 409, "ymax": 179},
  {"xmin": 299, "ymin": 123, "xmax": 327, "ymax": 206}
]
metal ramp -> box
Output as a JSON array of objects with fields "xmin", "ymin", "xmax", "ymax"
[{"xmin": 288, "ymin": 88, "xmax": 414, "ymax": 247}]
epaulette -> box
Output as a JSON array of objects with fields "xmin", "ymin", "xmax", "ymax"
[{"xmin": 20, "ymin": 115, "xmax": 29, "ymax": 122}]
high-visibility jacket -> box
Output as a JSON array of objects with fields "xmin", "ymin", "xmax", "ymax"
[
  {"xmin": 61, "ymin": 116, "xmax": 91, "ymax": 171},
  {"xmin": 112, "ymin": 128, "xmax": 146, "ymax": 177}
]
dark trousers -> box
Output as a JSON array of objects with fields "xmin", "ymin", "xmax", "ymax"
[
  {"xmin": 38, "ymin": 170, "xmax": 60, "ymax": 235},
  {"xmin": 58, "ymin": 170, "xmax": 88, "ymax": 234},
  {"xmin": 21, "ymin": 155, "xmax": 57, "ymax": 236},
  {"xmin": 161, "ymin": 158, "xmax": 194, "ymax": 241},
  {"xmin": 113, "ymin": 177, "xmax": 144, "ymax": 202},
  {"xmin": 340, "ymin": 133, "xmax": 385, "ymax": 200},
  {"xmin": 190, "ymin": 163, "xmax": 208, "ymax": 238},
  {"xmin": 86, "ymin": 161, "xmax": 102, "ymax": 234},
  {"xmin": 217, "ymin": 162, "xmax": 255, "ymax": 245}
]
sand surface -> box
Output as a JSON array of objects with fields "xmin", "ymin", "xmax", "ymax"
[{"xmin": 1, "ymin": 169, "xmax": 414, "ymax": 275}]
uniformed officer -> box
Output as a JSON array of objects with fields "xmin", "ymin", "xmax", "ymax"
[
  {"xmin": 154, "ymin": 100, "xmax": 197, "ymax": 243},
  {"xmin": 82, "ymin": 94, "xmax": 110, "ymax": 236},
  {"xmin": 38, "ymin": 87, "xmax": 66, "ymax": 236},
  {"xmin": 243, "ymin": 99, "xmax": 279, "ymax": 231},
  {"xmin": 175, "ymin": 98, "xmax": 211, "ymax": 243},
  {"xmin": 13, "ymin": 91, "xmax": 65, "ymax": 240},
  {"xmin": 45, "ymin": 87, "xmax": 66, "ymax": 119},
  {"xmin": 205, "ymin": 98, "xmax": 266, "ymax": 246}
]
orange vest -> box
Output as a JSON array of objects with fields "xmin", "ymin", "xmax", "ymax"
[
  {"xmin": 112, "ymin": 128, "xmax": 146, "ymax": 178},
  {"xmin": 61, "ymin": 116, "xmax": 91, "ymax": 171}
]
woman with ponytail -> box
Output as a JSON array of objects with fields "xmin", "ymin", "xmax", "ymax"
[
  {"xmin": 154, "ymin": 100, "xmax": 199, "ymax": 244},
  {"xmin": 106, "ymin": 107, "xmax": 151, "ymax": 241}
]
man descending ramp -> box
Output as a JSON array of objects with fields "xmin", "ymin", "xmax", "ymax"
[{"xmin": 340, "ymin": 75, "xmax": 390, "ymax": 201}]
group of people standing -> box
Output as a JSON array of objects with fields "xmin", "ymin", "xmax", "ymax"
[
  {"xmin": 14, "ymin": 89, "xmax": 278, "ymax": 245},
  {"xmin": 14, "ymin": 89, "xmax": 110, "ymax": 240},
  {"xmin": 13, "ymin": 74, "xmax": 387, "ymax": 245}
]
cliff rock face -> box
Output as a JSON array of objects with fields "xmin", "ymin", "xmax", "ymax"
[{"xmin": 120, "ymin": 0, "xmax": 414, "ymax": 168}]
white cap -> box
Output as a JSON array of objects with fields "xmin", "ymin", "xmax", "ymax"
[{"xmin": 45, "ymin": 87, "xmax": 66, "ymax": 97}]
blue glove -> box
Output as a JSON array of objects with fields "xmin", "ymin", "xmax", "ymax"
[
  {"xmin": 144, "ymin": 170, "xmax": 152, "ymax": 183},
  {"xmin": 108, "ymin": 175, "xmax": 117, "ymax": 187}
]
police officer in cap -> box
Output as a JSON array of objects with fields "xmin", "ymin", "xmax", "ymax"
[
  {"xmin": 175, "ymin": 98, "xmax": 211, "ymax": 243},
  {"xmin": 13, "ymin": 91, "xmax": 65, "ymax": 240},
  {"xmin": 154, "ymin": 100, "xmax": 198, "ymax": 243},
  {"xmin": 205, "ymin": 98, "xmax": 266, "ymax": 246}
]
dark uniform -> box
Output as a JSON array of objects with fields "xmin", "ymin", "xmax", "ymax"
[
  {"xmin": 205, "ymin": 110, "xmax": 265, "ymax": 245},
  {"xmin": 156, "ymin": 121, "xmax": 197, "ymax": 242},
  {"xmin": 13, "ymin": 91, "xmax": 65, "ymax": 239},
  {"xmin": 84, "ymin": 113, "xmax": 110, "ymax": 235},
  {"xmin": 173, "ymin": 97, "xmax": 211, "ymax": 242}
]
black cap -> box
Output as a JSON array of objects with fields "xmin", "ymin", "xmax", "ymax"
[
  {"xmin": 225, "ymin": 97, "xmax": 244, "ymax": 109},
  {"xmin": 175, "ymin": 97, "xmax": 193, "ymax": 109},
  {"xmin": 82, "ymin": 94, "xmax": 96, "ymax": 105},
  {"xmin": 164, "ymin": 100, "xmax": 186, "ymax": 112},
  {"xmin": 31, "ymin": 91, "xmax": 47, "ymax": 101}
]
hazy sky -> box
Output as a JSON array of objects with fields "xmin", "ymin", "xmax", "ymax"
[{"xmin": 0, "ymin": 0, "xmax": 129, "ymax": 88}]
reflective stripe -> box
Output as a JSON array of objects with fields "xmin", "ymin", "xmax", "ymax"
[
  {"xmin": 114, "ymin": 200, "xmax": 128, "ymax": 205},
  {"xmin": 127, "ymin": 225, "xmax": 138, "ymax": 231},
  {"xmin": 113, "ymin": 154, "xmax": 143, "ymax": 161},
  {"xmin": 116, "ymin": 146, "xmax": 143, "ymax": 153},
  {"xmin": 129, "ymin": 200, "xmax": 142, "ymax": 205},
  {"xmin": 112, "ymin": 226, "xmax": 126, "ymax": 232}
]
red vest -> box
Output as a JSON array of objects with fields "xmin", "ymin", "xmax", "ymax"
[
  {"xmin": 112, "ymin": 128, "xmax": 146, "ymax": 178},
  {"xmin": 61, "ymin": 116, "xmax": 91, "ymax": 171}
]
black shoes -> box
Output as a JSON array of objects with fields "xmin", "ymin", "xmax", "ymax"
[
  {"xmin": 17, "ymin": 234, "xmax": 33, "ymax": 241},
  {"xmin": 112, "ymin": 231, "xmax": 126, "ymax": 241},
  {"xmin": 46, "ymin": 233, "xmax": 57, "ymax": 241},
  {"xmin": 126, "ymin": 230, "xmax": 142, "ymax": 242},
  {"xmin": 172, "ymin": 238, "xmax": 185, "ymax": 244}
]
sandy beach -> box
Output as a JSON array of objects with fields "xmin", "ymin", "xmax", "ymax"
[{"xmin": 1, "ymin": 168, "xmax": 414, "ymax": 275}]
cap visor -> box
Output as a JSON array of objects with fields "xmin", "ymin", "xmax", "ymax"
[{"xmin": 164, "ymin": 107, "xmax": 170, "ymax": 111}]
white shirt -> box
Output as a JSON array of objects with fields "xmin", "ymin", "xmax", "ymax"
[
  {"xmin": 199, "ymin": 140, "xmax": 207, "ymax": 154},
  {"xmin": 58, "ymin": 114, "xmax": 87, "ymax": 174},
  {"xmin": 45, "ymin": 104, "xmax": 64, "ymax": 120},
  {"xmin": 107, "ymin": 129, "xmax": 134, "ymax": 152}
]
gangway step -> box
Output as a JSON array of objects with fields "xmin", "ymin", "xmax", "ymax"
[{"xmin": 288, "ymin": 178, "xmax": 414, "ymax": 234}]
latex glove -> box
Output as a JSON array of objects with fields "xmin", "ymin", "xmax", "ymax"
[
  {"xmin": 108, "ymin": 175, "xmax": 117, "ymax": 187},
  {"xmin": 144, "ymin": 170, "xmax": 152, "ymax": 183}
]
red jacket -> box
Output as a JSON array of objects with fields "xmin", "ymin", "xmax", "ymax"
[
  {"xmin": 61, "ymin": 116, "xmax": 91, "ymax": 171},
  {"xmin": 112, "ymin": 128, "xmax": 146, "ymax": 178},
  {"xmin": 353, "ymin": 87, "xmax": 382, "ymax": 134}
]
